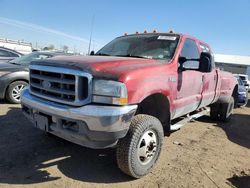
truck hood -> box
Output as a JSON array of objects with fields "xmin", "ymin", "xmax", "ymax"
[{"xmin": 32, "ymin": 55, "xmax": 162, "ymax": 80}]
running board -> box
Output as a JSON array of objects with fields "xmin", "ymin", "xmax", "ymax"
[{"xmin": 170, "ymin": 107, "xmax": 210, "ymax": 131}]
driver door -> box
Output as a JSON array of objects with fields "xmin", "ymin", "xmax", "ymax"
[{"xmin": 173, "ymin": 38, "xmax": 203, "ymax": 118}]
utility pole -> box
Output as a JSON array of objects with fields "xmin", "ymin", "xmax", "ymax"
[{"xmin": 87, "ymin": 15, "xmax": 95, "ymax": 55}]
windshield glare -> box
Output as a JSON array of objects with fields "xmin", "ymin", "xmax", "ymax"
[
  {"xmin": 96, "ymin": 34, "xmax": 179, "ymax": 61},
  {"xmin": 8, "ymin": 53, "xmax": 52, "ymax": 65}
]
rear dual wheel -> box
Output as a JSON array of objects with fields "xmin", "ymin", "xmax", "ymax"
[{"xmin": 210, "ymin": 96, "xmax": 234, "ymax": 122}]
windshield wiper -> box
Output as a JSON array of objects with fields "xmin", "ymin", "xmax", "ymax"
[
  {"xmin": 8, "ymin": 62, "xmax": 20, "ymax": 65},
  {"xmin": 115, "ymin": 54, "xmax": 150, "ymax": 59},
  {"xmin": 95, "ymin": 53, "xmax": 111, "ymax": 56},
  {"xmin": 95, "ymin": 53, "xmax": 150, "ymax": 59}
]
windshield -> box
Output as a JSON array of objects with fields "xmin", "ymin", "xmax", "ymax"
[
  {"xmin": 8, "ymin": 52, "xmax": 53, "ymax": 65},
  {"xmin": 96, "ymin": 34, "xmax": 180, "ymax": 61},
  {"xmin": 236, "ymin": 77, "xmax": 244, "ymax": 85}
]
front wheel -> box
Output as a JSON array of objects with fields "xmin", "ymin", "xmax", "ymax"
[
  {"xmin": 6, "ymin": 81, "xmax": 28, "ymax": 104},
  {"xmin": 116, "ymin": 114, "xmax": 164, "ymax": 178}
]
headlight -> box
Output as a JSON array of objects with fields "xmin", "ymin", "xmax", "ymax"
[
  {"xmin": 92, "ymin": 80, "xmax": 128, "ymax": 105},
  {"xmin": 0, "ymin": 71, "xmax": 10, "ymax": 77}
]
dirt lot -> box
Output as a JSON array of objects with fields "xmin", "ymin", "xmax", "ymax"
[{"xmin": 0, "ymin": 99, "xmax": 249, "ymax": 188}]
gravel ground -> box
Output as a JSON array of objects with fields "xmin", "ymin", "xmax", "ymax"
[{"xmin": 0, "ymin": 98, "xmax": 249, "ymax": 188}]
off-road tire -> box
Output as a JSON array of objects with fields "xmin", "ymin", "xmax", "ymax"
[
  {"xmin": 116, "ymin": 114, "xmax": 164, "ymax": 178},
  {"xmin": 6, "ymin": 81, "xmax": 28, "ymax": 104}
]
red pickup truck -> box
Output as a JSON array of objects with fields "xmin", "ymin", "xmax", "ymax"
[{"xmin": 21, "ymin": 31, "xmax": 237, "ymax": 178}]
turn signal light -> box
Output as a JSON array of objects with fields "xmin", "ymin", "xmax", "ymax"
[{"xmin": 113, "ymin": 97, "xmax": 128, "ymax": 105}]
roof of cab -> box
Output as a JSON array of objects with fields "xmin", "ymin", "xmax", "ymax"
[{"xmin": 118, "ymin": 32, "xmax": 209, "ymax": 46}]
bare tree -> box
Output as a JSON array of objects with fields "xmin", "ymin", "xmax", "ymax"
[
  {"xmin": 48, "ymin": 44, "xmax": 55, "ymax": 50},
  {"xmin": 43, "ymin": 44, "xmax": 55, "ymax": 51},
  {"xmin": 62, "ymin": 45, "xmax": 69, "ymax": 53}
]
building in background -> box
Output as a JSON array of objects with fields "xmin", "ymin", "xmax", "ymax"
[
  {"xmin": 214, "ymin": 54, "xmax": 250, "ymax": 80},
  {"xmin": 0, "ymin": 38, "xmax": 32, "ymax": 54}
]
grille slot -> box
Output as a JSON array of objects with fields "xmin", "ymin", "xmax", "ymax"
[{"xmin": 29, "ymin": 65, "xmax": 92, "ymax": 106}]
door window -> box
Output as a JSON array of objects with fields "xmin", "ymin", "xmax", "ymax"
[
  {"xmin": 0, "ymin": 49, "xmax": 11, "ymax": 57},
  {"xmin": 8, "ymin": 51, "xmax": 19, "ymax": 57},
  {"xmin": 180, "ymin": 39, "xmax": 200, "ymax": 69}
]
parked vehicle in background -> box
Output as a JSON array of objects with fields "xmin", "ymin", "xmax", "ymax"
[
  {"xmin": 0, "ymin": 38, "xmax": 32, "ymax": 54},
  {"xmin": 0, "ymin": 47, "xmax": 23, "ymax": 63},
  {"xmin": 234, "ymin": 75, "xmax": 248, "ymax": 107},
  {"xmin": 21, "ymin": 31, "xmax": 237, "ymax": 178},
  {"xmin": 8, "ymin": 51, "xmax": 62, "ymax": 66},
  {"xmin": 0, "ymin": 51, "xmax": 67, "ymax": 103},
  {"xmin": 237, "ymin": 74, "xmax": 250, "ymax": 91}
]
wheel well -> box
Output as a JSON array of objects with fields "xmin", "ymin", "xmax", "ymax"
[
  {"xmin": 232, "ymin": 84, "xmax": 238, "ymax": 108},
  {"xmin": 136, "ymin": 93, "xmax": 171, "ymax": 130},
  {"xmin": 4, "ymin": 79, "xmax": 29, "ymax": 97}
]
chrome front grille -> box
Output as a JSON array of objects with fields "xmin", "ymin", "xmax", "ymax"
[{"xmin": 29, "ymin": 65, "xmax": 92, "ymax": 106}]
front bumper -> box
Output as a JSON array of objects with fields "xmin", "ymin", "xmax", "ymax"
[
  {"xmin": 0, "ymin": 76, "xmax": 9, "ymax": 99},
  {"xmin": 21, "ymin": 89, "xmax": 137, "ymax": 149}
]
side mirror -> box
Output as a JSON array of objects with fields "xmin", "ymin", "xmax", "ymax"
[
  {"xmin": 178, "ymin": 56, "xmax": 199, "ymax": 72},
  {"xmin": 90, "ymin": 51, "xmax": 95, "ymax": 55},
  {"xmin": 178, "ymin": 56, "xmax": 187, "ymax": 64},
  {"xmin": 199, "ymin": 52, "xmax": 212, "ymax": 72}
]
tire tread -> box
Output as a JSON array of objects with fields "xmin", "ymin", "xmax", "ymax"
[{"xmin": 116, "ymin": 114, "xmax": 163, "ymax": 178}]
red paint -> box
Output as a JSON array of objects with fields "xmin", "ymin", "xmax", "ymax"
[{"xmin": 52, "ymin": 33, "xmax": 237, "ymax": 117}]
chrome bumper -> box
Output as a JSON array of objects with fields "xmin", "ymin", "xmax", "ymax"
[{"xmin": 21, "ymin": 89, "xmax": 137, "ymax": 148}]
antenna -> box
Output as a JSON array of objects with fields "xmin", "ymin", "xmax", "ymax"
[{"xmin": 88, "ymin": 15, "xmax": 95, "ymax": 55}]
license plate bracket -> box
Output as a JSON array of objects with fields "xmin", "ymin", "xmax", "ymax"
[{"xmin": 34, "ymin": 113, "xmax": 49, "ymax": 131}]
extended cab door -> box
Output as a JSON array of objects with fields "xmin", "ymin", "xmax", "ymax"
[{"xmin": 173, "ymin": 38, "xmax": 203, "ymax": 118}]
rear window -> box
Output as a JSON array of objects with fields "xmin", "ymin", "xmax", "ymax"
[
  {"xmin": 8, "ymin": 51, "xmax": 19, "ymax": 57},
  {"xmin": 239, "ymin": 76, "xmax": 247, "ymax": 80}
]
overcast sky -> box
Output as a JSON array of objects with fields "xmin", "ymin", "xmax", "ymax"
[{"xmin": 0, "ymin": 0, "xmax": 250, "ymax": 55}]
